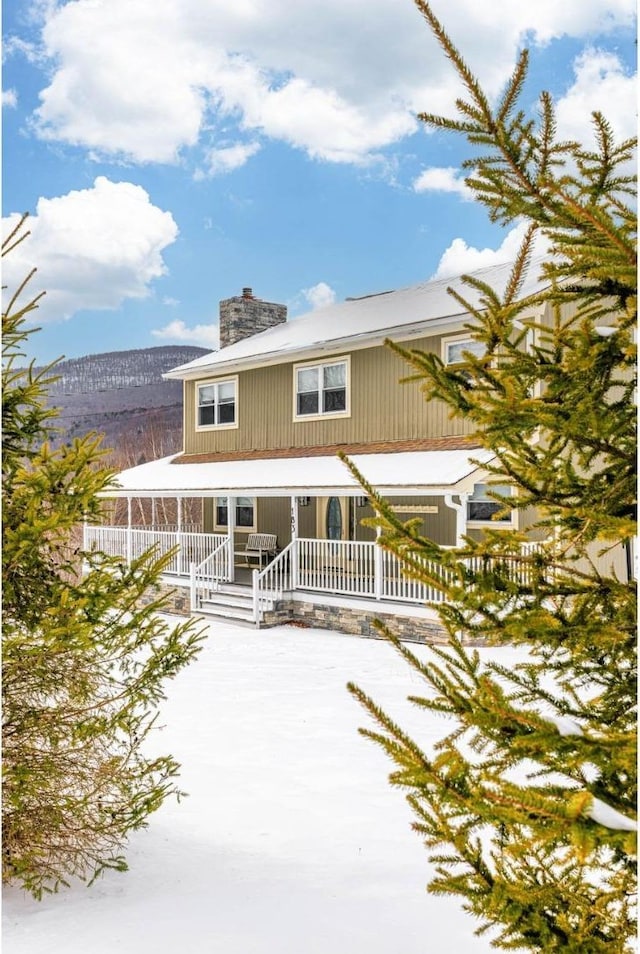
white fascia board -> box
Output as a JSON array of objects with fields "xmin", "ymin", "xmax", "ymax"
[
  {"xmin": 99, "ymin": 479, "xmax": 487, "ymax": 500},
  {"xmin": 162, "ymin": 313, "xmax": 468, "ymax": 381}
]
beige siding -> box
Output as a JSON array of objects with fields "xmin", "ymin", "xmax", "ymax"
[{"xmin": 184, "ymin": 333, "xmax": 474, "ymax": 455}]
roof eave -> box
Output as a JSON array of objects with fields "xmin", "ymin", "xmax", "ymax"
[{"xmin": 162, "ymin": 311, "xmax": 470, "ymax": 381}]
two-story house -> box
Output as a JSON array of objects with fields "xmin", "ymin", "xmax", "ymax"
[{"xmin": 87, "ymin": 260, "xmax": 551, "ymax": 638}]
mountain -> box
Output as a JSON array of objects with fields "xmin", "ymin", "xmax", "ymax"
[{"xmin": 39, "ymin": 345, "xmax": 210, "ymax": 460}]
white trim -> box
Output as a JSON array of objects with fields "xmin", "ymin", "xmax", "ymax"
[
  {"xmin": 292, "ymin": 355, "xmax": 351, "ymax": 422},
  {"xmin": 195, "ymin": 375, "xmax": 239, "ymax": 432}
]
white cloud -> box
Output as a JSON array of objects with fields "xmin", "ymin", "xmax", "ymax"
[
  {"xmin": 25, "ymin": 0, "xmax": 636, "ymax": 167},
  {"xmin": 303, "ymin": 282, "xmax": 337, "ymax": 310},
  {"xmin": 555, "ymin": 49, "xmax": 637, "ymax": 145},
  {"xmin": 162, "ymin": 296, "xmax": 180, "ymax": 306},
  {"xmin": 198, "ymin": 141, "xmax": 261, "ymax": 178},
  {"xmin": 2, "ymin": 176, "xmax": 178, "ymax": 322},
  {"xmin": 152, "ymin": 319, "xmax": 218, "ymax": 349},
  {"xmin": 413, "ymin": 166, "xmax": 473, "ymax": 200},
  {"xmin": 2, "ymin": 89, "xmax": 18, "ymax": 108},
  {"xmin": 432, "ymin": 221, "xmax": 551, "ymax": 279}
]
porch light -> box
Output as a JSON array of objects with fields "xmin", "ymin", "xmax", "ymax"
[
  {"xmin": 297, "ymin": 496, "xmax": 311, "ymax": 507},
  {"xmin": 355, "ymin": 496, "xmax": 368, "ymax": 507}
]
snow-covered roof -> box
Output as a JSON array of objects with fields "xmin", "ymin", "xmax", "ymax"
[
  {"xmin": 103, "ymin": 448, "xmax": 496, "ymax": 498},
  {"xmin": 166, "ymin": 257, "xmax": 550, "ymax": 380}
]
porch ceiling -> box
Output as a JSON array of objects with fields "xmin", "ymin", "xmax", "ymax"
[{"xmin": 101, "ymin": 448, "xmax": 496, "ymax": 498}]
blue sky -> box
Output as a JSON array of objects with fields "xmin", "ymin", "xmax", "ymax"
[{"xmin": 2, "ymin": 0, "xmax": 636, "ymax": 364}]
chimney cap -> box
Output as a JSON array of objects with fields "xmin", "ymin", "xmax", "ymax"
[{"xmin": 242, "ymin": 286, "xmax": 254, "ymax": 298}]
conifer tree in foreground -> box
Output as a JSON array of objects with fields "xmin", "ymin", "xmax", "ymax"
[
  {"xmin": 2, "ymin": 217, "xmax": 205, "ymax": 898},
  {"xmin": 346, "ymin": 3, "xmax": 636, "ymax": 949}
]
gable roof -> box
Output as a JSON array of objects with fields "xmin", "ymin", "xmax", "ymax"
[{"xmin": 165, "ymin": 256, "xmax": 550, "ymax": 380}]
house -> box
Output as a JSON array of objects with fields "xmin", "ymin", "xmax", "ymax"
[{"xmin": 86, "ymin": 261, "xmax": 553, "ymax": 638}]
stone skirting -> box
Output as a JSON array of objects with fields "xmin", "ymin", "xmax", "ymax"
[
  {"xmin": 139, "ymin": 580, "xmax": 192, "ymax": 616},
  {"xmin": 142, "ymin": 580, "xmax": 451, "ymax": 644},
  {"xmin": 262, "ymin": 599, "xmax": 448, "ymax": 644}
]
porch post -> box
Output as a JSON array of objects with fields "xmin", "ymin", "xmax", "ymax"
[
  {"xmin": 176, "ymin": 496, "xmax": 183, "ymax": 576},
  {"xmin": 227, "ymin": 496, "xmax": 236, "ymax": 581},
  {"xmin": 126, "ymin": 496, "xmax": 132, "ymax": 566},
  {"xmin": 290, "ymin": 496, "xmax": 299, "ymax": 589},
  {"xmin": 151, "ymin": 497, "xmax": 157, "ymax": 530},
  {"xmin": 374, "ymin": 524, "xmax": 383, "ymax": 600}
]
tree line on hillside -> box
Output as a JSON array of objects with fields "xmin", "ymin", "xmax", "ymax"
[{"xmin": 40, "ymin": 345, "xmax": 209, "ymax": 395}]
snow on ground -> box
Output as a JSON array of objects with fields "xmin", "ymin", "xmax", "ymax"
[{"xmin": 2, "ymin": 621, "xmax": 526, "ymax": 954}]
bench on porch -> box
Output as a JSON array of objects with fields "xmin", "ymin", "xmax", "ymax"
[{"xmin": 234, "ymin": 533, "xmax": 278, "ymax": 567}]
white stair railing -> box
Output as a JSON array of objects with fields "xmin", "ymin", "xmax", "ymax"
[
  {"xmin": 191, "ymin": 537, "xmax": 233, "ymax": 612},
  {"xmin": 253, "ymin": 541, "xmax": 295, "ymax": 624}
]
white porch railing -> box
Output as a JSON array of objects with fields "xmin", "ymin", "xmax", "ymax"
[
  {"xmin": 381, "ymin": 550, "xmax": 452, "ymax": 604},
  {"xmin": 297, "ymin": 538, "xmax": 377, "ymax": 598},
  {"xmin": 252, "ymin": 541, "xmax": 295, "ymax": 623},
  {"xmin": 296, "ymin": 538, "xmax": 454, "ymax": 604},
  {"xmin": 85, "ymin": 525, "xmax": 550, "ymax": 623},
  {"xmin": 190, "ymin": 537, "xmax": 234, "ymax": 611},
  {"xmin": 84, "ymin": 525, "xmax": 226, "ymax": 576}
]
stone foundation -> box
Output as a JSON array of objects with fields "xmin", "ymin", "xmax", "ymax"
[
  {"xmin": 138, "ymin": 581, "xmax": 191, "ymax": 617},
  {"xmin": 262, "ymin": 599, "xmax": 448, "ymax": 644},
  {"xmin": 141, "ymin": 581, "xmax": 454, "ymax": 645}
]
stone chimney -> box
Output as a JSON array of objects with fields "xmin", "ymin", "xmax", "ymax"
[{"xmin": 219, "ymin": 287, "xmax": 287, "ymax": 348}]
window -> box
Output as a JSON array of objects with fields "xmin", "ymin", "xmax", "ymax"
[
  {"xmin": 294, "ymin": 358, "xmax": 349, "ymax": 419},
  {"xmin": 215, "ymin": 497, "xmax": 256, "ymax": 529},
  {"xmin": 196, "ymin": 378, "xmax": 237, "ymax": 429},
  {"xmin": 467, "ymin": 484, "xmax": 513, "ymax": 524},
  {"xmin": 443, "ymin": 336, "xmax": 486, "ymax": 366}
]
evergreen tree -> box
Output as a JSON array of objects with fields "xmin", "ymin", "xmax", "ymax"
[
  {"xmin": 2, "ymin": 216, "xmax": 205, "ymax": 898},
  {"xmin": 345, "ymin": 4, "xmax": 636, "ymax": 949}
]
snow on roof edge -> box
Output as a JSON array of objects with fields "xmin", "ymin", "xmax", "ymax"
[{"xmin": 166, "ymin": 257, "xmax": 551, "ymax": 379}]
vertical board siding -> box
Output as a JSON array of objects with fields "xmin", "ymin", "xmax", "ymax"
[{"xmin": 183, "ymin": 332, "xmax": 475, "ymax": 456}]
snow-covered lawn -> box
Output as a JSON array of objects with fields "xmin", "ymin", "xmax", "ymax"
[{"xmin": 3, "ymin": 620, "xmax": 526, "ymax": 954}]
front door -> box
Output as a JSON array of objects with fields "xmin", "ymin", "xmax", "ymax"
[
  {"xmin": 326, "ymin": 496, "xmax": 343, "ymax": 539},
  {"xmin": 317, "ymin": 496, "xmax": 354, "ymax": 540}
]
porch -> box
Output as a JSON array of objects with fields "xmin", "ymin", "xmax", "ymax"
[
  {"xmin": 84, "ymin": 524, "xmax": 455, "ymax": 607},
  {"xmin": 90, "ymin": 445, "xmax": 518, "ymax": 628}
]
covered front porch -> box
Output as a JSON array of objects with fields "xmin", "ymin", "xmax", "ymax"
[{"xmin": 86, "ymin": 447, "xmax": 505, "ymax": 627}]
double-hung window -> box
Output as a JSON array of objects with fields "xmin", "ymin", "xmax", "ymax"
[
  {"xmin": 215, "ymin": 497, "xmax": 255, "ymax": 529},
  {"xmin": 295, "ymin": 358, "xmax": 349, "ymax": 419},
  {"xmin": 196, "ymin": 377, "xmax": 237, "ymax": 429},
  {"xmin": 467, "ymin": 483, "xmax": 513, "ymax": 524}
]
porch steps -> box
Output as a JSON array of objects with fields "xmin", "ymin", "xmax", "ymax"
[{"xmin": 197, "ymin": 584, "xmax": 261, "ymax": 626}]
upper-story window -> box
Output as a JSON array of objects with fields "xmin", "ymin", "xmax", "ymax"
[
  {"xmin": 196, "ymin": 377, "xmax": 238, "ymax": 430},
  {"xmin": 467, "ymin": 483, "xmax": 514, "ymax": 525},
  {"xmin": 294, "ymin": 357, "xmax": 350, "ymax": 421},
  {"xmin": 443, "ymin": 335, "xmax": 486, "ymax": 366}
]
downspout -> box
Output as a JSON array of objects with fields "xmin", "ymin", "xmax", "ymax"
[{"xmin": 444, "ymin": 493, "xmax": 469, "ymax": 547}]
